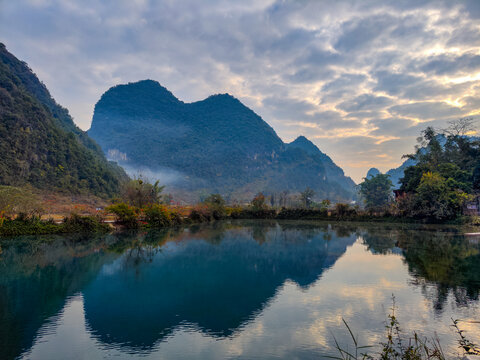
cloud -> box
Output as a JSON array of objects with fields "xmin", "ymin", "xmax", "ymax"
[
  {"xmin": 1, "ymin": 0, "xmax": 479, "ymax": 182},
  {"xmin": 337, "ymin": 94, "xmax": 393, "ymax": 112},
  {"xmin": 369, "ymin": 117, "xmax": 418, "ymax": 137},
  {"xmin": 374, "ymin": 71, "xmax": 423, "ymax": 96},
  {"xmin": 334, "ymin": 14, "xmax": 396, "ymax": 53},
  {"xmin": 388, "ymin": 101, "xmax": 463, "ymax": 120},
  {"xmin": 418, "ymin": 52, "xmax": 480, "ymax": 76}
]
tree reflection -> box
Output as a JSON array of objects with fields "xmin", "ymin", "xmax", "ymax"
[{"xmin": 362, "ymin": 226, "xmax": 480, "ymax": 311}]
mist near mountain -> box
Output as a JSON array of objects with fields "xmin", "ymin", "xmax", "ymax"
[{"xmin": 89, "ymin": 80, "xmax": 357, "ymax": 201}]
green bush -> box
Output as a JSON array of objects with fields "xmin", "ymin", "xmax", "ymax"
[
  {"xmin": 0, "ymin": 214, "xmax": 109, "ymax": 236},
  {"xmin": 63, "ymin": 213, "xmax": 109, "ymax": 233},
  {"xmin": 276, "ymin": 208, "xmax": 328, "ymax": 219},
  {"xmin": 334, "ymin": 203, "xmax": 356, "ymax": 218},
  {"xmin": 106, "ymin": 203, "xmax": 139, "ymax": 228},
  {"xmin": 189, "ymin": 205, "xmax": 215, "ymax": 222},
  {"xmin": 202, "ymin": 194, "xmax": 227, "ymax": 219},
  {"xmin": 144, "ymin": 204, "xmax": 174, "ymax": 227}
]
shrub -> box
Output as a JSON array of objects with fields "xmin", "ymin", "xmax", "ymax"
[
  {"xmin": 251, "ymin": 193, "xmax": 267, "ymax": 211},
  {"xmin": 122, "ymin": 178, "xmax": 165, "ymax": 208},
  {"xmin": 202, "ymin": 194, "xmax": 227, "ymax": 219},
  {"xmin": 276, "ymin": 208, "xmax": 328, "ymax": 220},
  {"xmin": 63, "ymin": 213, "xmax": 109, "ymax": 233},
  {"xmin": 106, "ymin": 203, "xmax": 139, "ymax": 228},
  {"xmin": 226, "ymin": 206, "xmax": 242, "ymax": 218},
  {"xmin": 0, "ymin": 185, "xmax": 43, "ymax": 218},
  {"xmin": 189, "ymin": 205, "xmax": 215, "ymax": 222},
  {"xmin": 144, "ymin": 204, "xmax": 173, "ymax": 227},
  {"xmin": 334, "ymin": 203, "xmax": 356, "ymax": 218}
]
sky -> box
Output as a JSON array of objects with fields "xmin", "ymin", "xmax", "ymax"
[{"xmin": 1, "ymin": 0, "xmax": 479, "ymax": 182}]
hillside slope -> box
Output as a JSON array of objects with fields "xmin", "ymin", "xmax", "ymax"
[
  {"xmin": 0, "ymin": 43, "xmax": 127, "ymax": 197},
  {"xmin": 89, "ymin": 80, "xmax": 356, "ymax": 200}
]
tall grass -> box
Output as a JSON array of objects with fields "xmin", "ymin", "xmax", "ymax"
[{"xmin": 327, "ymin": 297, "xmax": 479, "ymax": 360}]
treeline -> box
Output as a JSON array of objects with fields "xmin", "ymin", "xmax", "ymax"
[{"xmin": 360, "ymin": 118, "xmax": 480, "ymax": 223}]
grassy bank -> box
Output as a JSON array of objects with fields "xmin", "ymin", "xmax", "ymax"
[
  {"xmin": 1, "ymin": 202, "xmax": 479, "ymax": 237},
  {"xmin": 0, "ymin": 214, "xmax": 110, "ymax": 236}
]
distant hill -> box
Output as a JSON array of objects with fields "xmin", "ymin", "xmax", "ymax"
[
  {"xmin": 372, "ymin": 135, "xmax": 454, "ymax": 189},
  {"xmin": 365, "ymin": 168, "xmax": 381, "ymax": 179},
  {"xmin": 385, "ymin": 158, "xmax": 417, "ymax": 188},
  {"xmin": 89, "ymin": 80, "xmax": 356, "ymax": 201},
  {"xmin": 364, "ymin": 160, "xmax": 417, "ymax": 189},
  {"xmin": 0, "ymin": 43, "xmax": 127, "ymax": 197}
]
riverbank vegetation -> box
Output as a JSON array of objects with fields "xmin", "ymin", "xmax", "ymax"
[
  {"xmin": 2, "ymin": 118, "xmax": 480, "ymax": 237},
  {"xmin": 1, "ymin": 184, "xmax": 479, "ymax": 237},
  {"xmin": 331, "ymin": 298, "xmax": 480, "ymax": 359},
  {"xmin": 359, "ymin": 118, "xmax": 480, "ymax": 223}
]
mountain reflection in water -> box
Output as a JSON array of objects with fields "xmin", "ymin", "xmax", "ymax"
[{"xmin": 0, "ymin": 221, "xmax": 479, "ymax": 360}]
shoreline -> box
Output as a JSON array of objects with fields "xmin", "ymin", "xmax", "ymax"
[{"xmin": 1, "ymin": 210, "xmax": 478, "ymax": 238}]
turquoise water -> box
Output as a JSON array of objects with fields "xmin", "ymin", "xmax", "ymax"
[{"xmin": 1, "ymin": 220, "xmax": 479, "ymax": 359}]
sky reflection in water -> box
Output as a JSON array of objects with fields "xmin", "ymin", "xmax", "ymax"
[{"xmin": 0, "ymin": 221, "xmax": 479, "ymax": 360}]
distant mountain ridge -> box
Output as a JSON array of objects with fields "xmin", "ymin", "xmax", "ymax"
[
  {"xmin": 89, "ymin": 80, "xmax": 356, "ymax": 201},
  {"xmin": 365, "ymin": 159, "xmax": 417, "ymax": 189},
  {"xmin": 0, "ymin": 43, "xmax": 127, "ymax": 196}
]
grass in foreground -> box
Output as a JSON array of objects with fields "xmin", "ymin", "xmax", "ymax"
[{"xmin": 328, "ymin": 298, "xmax": 480, "ymax": 360}]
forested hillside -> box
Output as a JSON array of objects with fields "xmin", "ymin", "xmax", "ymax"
[
  {"xmin": 0, "ymin": 43, "xmax": 127, "ymax": 197},
  {"xmin": 89, "ymin": 80, "xmax": 356, "ymax": 201}
]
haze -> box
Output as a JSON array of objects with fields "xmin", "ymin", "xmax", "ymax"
[{"xmin": 1, "ymin": 0, "xmax": 479, "ymax": 182}]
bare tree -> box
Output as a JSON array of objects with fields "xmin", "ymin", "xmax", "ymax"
[{"xmin": 442, "ymin": 117, "xmax": 476, "ymax": 137}]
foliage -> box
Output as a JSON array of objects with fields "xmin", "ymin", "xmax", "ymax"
[
  {"xmin": 233, "ymin": 208, "xmax": 277, "ymax": 219},
  {"xmin": 320, "ymin": 199, "xmax": 331, "ymax": 210},
  {"xmin": 359, "ymin": 174, "xmax": 393, "ymax": 212},
  {"xmin": 0, "ymin": 185, "xmax": 42, "ymax": 219},
  {"xmin": 188, "ymin": 205, "xmax": 216, "ymax": 222},
  {"xmin": 300, "ymin": 187, "xmax": 315, "ymax": 208},
  {"xmin": 202, "ymin": 193, "xmax": 227, "ymax": 219},
  {"xmin": 62, "ymin": 213, "xmax": 110, "ymax": 233},
  {"xmin": 144, "ymin": 204, "xmax": 181, "ymax": 227},
  {"xmin": 88, "ymin": 80, "xmax": 356, "ymax": 201},
  {"xmin": 0, "ymin": 214, "xmax": 109, "ymax": 236},
  {"xmin": 399, "ymin": 120, "xmax": 480, "ymax": 221},
  {"xmin": 251, "ymin": 192, "xmax": 267, "ymax": 211},
  {"xmin": 0, "ymin": 43, "xmax": 127, "ymax": 198},
  {"xmin": 122, "ymin": 178, "xmax": 164, "ymax": 208},
  {"xmin": 276, "ymin": 208, "xmax": 328, "ymax": 219},
  {"xmin": 105, "ymin": 203, "xmax": 139, "ymax": 228},
  {"xmin": 329, "ymin": 297, "xmax": 479, "ymax": 360},
  {"xmin": 334, "ymin": 203, "xmax": 356, "ymax": 218}
]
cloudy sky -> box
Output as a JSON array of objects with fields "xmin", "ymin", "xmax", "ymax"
[{"xmin": 1, "ymin": 0, "xmax": 479, "ymax": 182}]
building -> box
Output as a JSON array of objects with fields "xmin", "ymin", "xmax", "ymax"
[{"xmin": 464, "ymin": 195, "xmax": 480, "ymax": 216}]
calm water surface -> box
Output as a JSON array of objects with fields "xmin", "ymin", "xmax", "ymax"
[{"xmin": 0, "ymin": 220, "xmax": 479, "ymax": 359}]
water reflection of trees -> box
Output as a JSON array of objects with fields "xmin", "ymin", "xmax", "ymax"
[
  {"xmin": 0, "ymin": 222, "xmax": 358, "ymax": 358},
  {"xmin": 5, "ymin": 222, "xmax": 476, "ymax": 358},
  {"xmin": 0, "ymin": 234, "xmax": 121, "ymax": 360},
  {"xmin": 362, "ymin": 226, "xmax": 480, "ymax": 311},
  {"xmin": 81, "ymin": 221, "xmax": 357, "ymax": 352}
]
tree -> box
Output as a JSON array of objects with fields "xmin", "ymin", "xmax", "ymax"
[
  {"xmin": 0, "ymin": 186, "xmax": 42, "ymax": 219},
  {"xmin": 279, "ymin": 190, "xmax": 289, "ymax": 208},
  {"xmin": 320, "ymin": 199, "xmax": 331, "ymax": 210},
  {"xmin": 122, "ymin": 178, "xmax": 165, "ymax": 208},
  {"xmin": 359, "ymin": 174, "xmax": 393, "ymax": 212},
  {"xmin": 398, "ymin": 119, "xmax": 480, "ymax": 220},
  {"xmin": 413, "ymin": 172, "xmax": 469, "ymax": 220},
  {"xmin": 203, "ymin": 193, "xmax": 225, "ymax": 207},
  {"xmin": 251, "ymin": 193, "xmax": 267, "ymax": 211},
  {"xmin": 442, "ymin": 117, "xmax": 476, "ymax": 137},
  {"xmin": 300, "ymin": 187, "xmax": 315, "ymax": 208},
  {"xmin": 202, "ymin": 193, "xmax": 226, "ymax": 219}
]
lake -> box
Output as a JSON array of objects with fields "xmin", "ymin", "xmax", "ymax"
[{"xmin": 1, "ymin": 220, "xmax": 479, "ymax": 359}]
